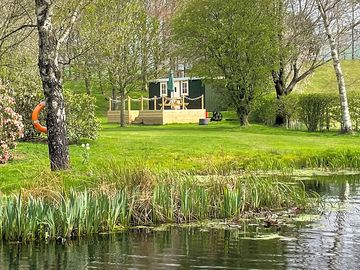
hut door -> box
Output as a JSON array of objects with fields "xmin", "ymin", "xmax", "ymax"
[{"xmin": 172, "ymin": 81, "xmax": 181, "ymax": 98}]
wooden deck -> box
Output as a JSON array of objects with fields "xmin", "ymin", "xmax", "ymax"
[
  {"xmin": 107, "ymin": 110, "xmax": 140, "ymax": 124},
  {"xmin": 107, "ymin": 109, "xmax": 206, "ymax": 125}
]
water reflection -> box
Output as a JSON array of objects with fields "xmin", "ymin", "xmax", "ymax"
[{"xmin": 2, "ymin": 176, "xmax": 360, "ymax": 270}]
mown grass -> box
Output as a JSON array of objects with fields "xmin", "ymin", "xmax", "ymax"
[
  {"xmin": 0, "ymin": 172, "xmax": 317, "ymax": 243},
  {"xmin": 1, "ymin": 121, "xmax": 360, "ymax": 192},
  {"xmin": 2, "ymin": 70, "xmax": 360, "ymax": 192}
]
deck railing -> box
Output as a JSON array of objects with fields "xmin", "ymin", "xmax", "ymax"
[{"xmin": 109, "ymin": 95, "xmax": 205, "ymax": 112}]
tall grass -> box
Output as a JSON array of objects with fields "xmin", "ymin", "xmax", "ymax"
[{"xmin": 0, "ymin": 170, "xmax": 318, "ymax": 243}]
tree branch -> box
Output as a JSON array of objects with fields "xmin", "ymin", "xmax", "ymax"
[{"xmin": 0, "ymin": 24, "xmax": 36, "ymax": 42}]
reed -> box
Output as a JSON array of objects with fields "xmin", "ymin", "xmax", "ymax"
[{"xmin": 0, "ymin": 172, "xmax": 318, "ymax": 243}]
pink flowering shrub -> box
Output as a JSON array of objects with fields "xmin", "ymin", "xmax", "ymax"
[{"xmin": 0, "ymin": 84, "xmax": 24, "ymax": 164}]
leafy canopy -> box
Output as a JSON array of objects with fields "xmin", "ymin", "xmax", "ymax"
[{"xmin": 172, "ymin": 0, "xmax": 279, "ymax": 114}]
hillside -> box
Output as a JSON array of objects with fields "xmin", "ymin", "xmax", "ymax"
[{"xmin": 297, "ymin": 60, "xmax": 360, "ymax": 94}]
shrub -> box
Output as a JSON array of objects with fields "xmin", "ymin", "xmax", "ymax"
[
  {"xmin": 247, "ymin": 92, "xmax": 360, "ymax": 132},
  {"xmin": 0, "ymin": 84, "xmax": 24, "ymax": 164},
  {"xmin": 297, "ymin": 93, "xmax": 337, "ymax": 132},
  {"xmin": 64, "ymin": 90, "xmax": 100, "ymax": 143},
  {"xmin": 250, "ymin": 95, "xmax": 277, "ymax": 125},
  {"xmin": 348, "ymin": 92, "xmax": 360, "ymax": 131},
  {"xmin": 251, "ymin": 94, "xmax": 299, "ymax": 127},
  {"xmin": 276, "ymin": 94, "xmax": 299, "ymax": 128},
  {"xmin": 12, "ymin": 82, "xmax": 100, "ymax": 143},
  {"xmin": 12, "ymin": 78, "xmax": 43, "ymax": 139}
]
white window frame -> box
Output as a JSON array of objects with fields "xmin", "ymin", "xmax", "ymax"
[
  {"xmin": 181, "ymin": 81, "xmax": 189, "ymax": 96},
  {"xmin": 160, "ymin": 82, "xmax": 167, "ymax": 96}
]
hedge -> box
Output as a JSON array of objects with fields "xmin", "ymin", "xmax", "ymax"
[{"xmin": 251, "ymin": 92, "xmax": 360, "ymax": 132}]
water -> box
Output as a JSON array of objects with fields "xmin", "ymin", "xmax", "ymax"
[{"xmin": 1, "ymin": 176, "xmax": 360, "ymax": 270}]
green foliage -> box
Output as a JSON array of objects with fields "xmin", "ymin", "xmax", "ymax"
[
  {"xmin": 172, "ymin": 0, "xmax": 279, "ymax": 124},
  {"xmin": 251, "ymin": 94, "xmax": 299, "ymax": 127},
  {"xmin": 251, "ymin": 95, "xmax": 278, "ymax": 125},
  {"xmin": 252, "ymin": 93, "xmax": 360, "ymax": 132},
  {"xmin": 64, "ymin": 90, "xmax": 100, "ymax": 143},
  {"xmin": 12, "ymin": 77, "xmax": 44, "ymax": 139},
  {"xmin": 277, "ymin": 95, "xmax": 300, "ymax": 126},
  {"xmin": 347, "ymin": 92, "xmax": 360, "ymax": 130},
  {"xmin": 3, "ymin": 122, "xmax": 360, "ymax": 190},
  {"xmin": 82, "ymin": 0, "xmax": 160, "ymax": 95},
  {"xmin": 12, "ymin": 81, "xmax": 100, "ymax": 143},
  {"xmin": 0, "ymin": 173, "xmax": 315, "ymax": 242},
  {"xmin": 297, "ymin": 93, "xmax": 336, "ymax": 132}
]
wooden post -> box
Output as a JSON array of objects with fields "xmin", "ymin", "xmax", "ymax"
[
  {"xmin": 109, "ymin": 97, "xmax": 112, "ymax": 111},
  {"xmin": 162, "ymin": 96, "xmax": 164, "ymax": 111},
  {"xmin": 128, "ymin": 96, "xmax": 131, "ymax": 111},
  {"xmin": 154, "ymin": 96, "xmax": 157, "ymax": 111},
  {"xmin": 182, "ymin": 96, "xmax": 185, "ymax": 110},
  {"xmin": 141, "ymin": 96, "xmax": 144, "ymax": 111},
  {"xmin": 128, "ymin": 96, "xmax": 131, "ymax": 124},
  {"xmin": 201, "ymin": 94, "xmax": 204, "ymax": 110}
]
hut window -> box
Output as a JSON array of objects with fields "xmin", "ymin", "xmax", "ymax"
[
  {"xmin": 181, "ymin": 81, "xmax": 189, "ymax": 96},
  {"xmin": 160, "ymin": 82, "xmax": 167, "ymax": 96}
]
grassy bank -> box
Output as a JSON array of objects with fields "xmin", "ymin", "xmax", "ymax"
[
  {"xmin": 1, "ymin": 122, "xmax": 360, "ymax": 192},
  {"xmin": 299, "ymin": 60, "xmax": 360, "ymax": 94},
  {"xmin": 0, "ymin": 173, "xmax": 316, "ymax": 242}
]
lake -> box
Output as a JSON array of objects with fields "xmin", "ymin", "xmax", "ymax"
[{"xmin": 1, "ymin": 175, "xmax": 360, "ymax": 269}]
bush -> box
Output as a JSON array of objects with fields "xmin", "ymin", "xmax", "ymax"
[
  {"xmin": 12, "ymin": 78, "xmax": 44, "ymax": 139},
  {"xmin": 297, "ymin": 93, "xmax": 337, "ymax": 132},
  {"xmin": 250, "ymin": 95, "xmax": 277, "ymax": 125},
  {"xmin": 12, "ymin": 81, "xmax": 100, "ymax": 143},
  {"xmin": 348, "ymin": 92, "xmax": 360, "ymax": 131},
  {"xmin": 247, "ymin": 92, "xmax": 360, "ymax": 132},
  {"xmin": 0, "ymin": 84, "xmax": 24, "ymax": 164},
  {"xmin": 251, "ymin": 94, "xmax": 299, "ymax": 127},
  {"xmin": 276, "ymin": 94, "xmax": 299, "ymax": 128},
  {"xmin": 64, "ymin": 90, "xmax": 100, "ymax": 143}
]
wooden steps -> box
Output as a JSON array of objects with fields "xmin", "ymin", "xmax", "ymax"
[{"xmin": 108, "ymin": 109, "xmax": 206, "ymax": 125}]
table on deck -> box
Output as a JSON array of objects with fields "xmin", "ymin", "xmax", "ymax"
[{"xmin": 159, "ymin": 98, "xmax": 189, "ymax": 110}]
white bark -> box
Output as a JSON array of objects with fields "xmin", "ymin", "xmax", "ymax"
[{"xmin": 316, "ymin": 0, "xmax": 353, "ymax": 133}]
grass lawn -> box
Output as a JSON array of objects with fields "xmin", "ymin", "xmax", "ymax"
[
  {"xmin": 3, "ymin": 62, "xmax": 360, "ymax": 193},
  {"xmin": 1, "ymin": 121, "xmax": 360, "ymax": 192},
  {"xmin": 299, "ymin": 60, "xmax": 360, "ymax": 94}
]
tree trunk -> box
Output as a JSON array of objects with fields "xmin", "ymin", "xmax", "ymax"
[
  {"xmin": 236, "ymin": 106, "xmax": 249, "ymax": 126},
  {"xmin": 352, "ymin": 3, "xmax": 356, "ymax": 60},
  {"xmin": 119, "ymin": 88, "xmax": 126, "ymax": 127},
  {"xmin": 84, "ymin": 65, "xmax": 91, "ymax": 95},
  {"xmin": 275, "ymin": 114, "xmax": 285, "ymax": 126},
  {"xmin": 109, "ymin": 70, "xmax": 116, "ymax": 110},
  {"xmin": 316, "ymin": 0, "xmax": 352, "ymax": 133},
  {"xmin": 97, "ymin": 70, "xmax": 104, "ymax": 94},
  {"xmin": 35, "ymin": 0, "xmax": 70, "ymax": 170},
  {"xmin": 272, "ymin": 68, "xmax": 287, "ymax": 126},
  {"xmin": 84, "ymin": 76, "xmax": 91, "ymax": 95},
  {"xmin": 111, "ymin": 88, "xmax": 116, "ymax": 110}
]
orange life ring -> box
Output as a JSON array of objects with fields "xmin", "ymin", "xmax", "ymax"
[{"xmin": 32, "ymin": 101, "xmax": 47, "ymax": 133}]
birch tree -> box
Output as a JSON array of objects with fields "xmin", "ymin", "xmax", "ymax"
[
  {"xmin": 315, "ymin": 0, "xmax": 354, "ymax": 133},
  {"xmin": 34, "ymin": 0, "xmax": 87, "ymax": 170}
]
